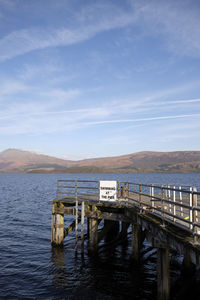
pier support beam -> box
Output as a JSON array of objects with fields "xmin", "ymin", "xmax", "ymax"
[
  {"xmin": 182, "ymin": 247, "xmax": 195, "ymax": 276},
  {"xmin": 157, "ymin": 247, "xmax": 170, "ymax": 300},
  {"xmin": 51, "ymin": 203, "xmax": 56, "ymax": 244},
  {"xmin": 55, "ymin": 213, "xmax": 64, "ymax": 245},
  {"xmin": 51, "ymin": 202, "xmax": 65, "ymax": 246},
  {"xmin": 104, "ymin": 220, "xmax": 120, "ymax": 242},
  {"xmin": 88, "ymin": 205, "xmax": 98, "ymax": 252},
  {"xmin": 121, "ymin": 221, "xmax": 129, "ymax": 238},
  {"xmin": 131, "ymin": 223, "xmax": 142, "ymax": 261}
]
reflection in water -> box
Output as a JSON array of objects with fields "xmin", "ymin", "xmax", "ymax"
[
  {"xmin": 50, "ymin": 226, "xmax": 158, "ymax": 300},
  {"xmin": 51, "ymin": 247, "xmax": 69, "ymax": 289}
]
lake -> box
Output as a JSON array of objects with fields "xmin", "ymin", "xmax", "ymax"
[{"xmin": 1, "ymin": 173, "xmax": 200, "ymax": 299}]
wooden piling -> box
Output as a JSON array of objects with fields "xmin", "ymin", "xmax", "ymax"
[
  {"xmin": 55, "ymin": 212, "xmax": 64, "ymax": 245},
  {"xmin": 121, "ymin": 221, "xmax": 129, "ymax": 238},
  {"xmin": 157, "ymin": 247, "xmax": 170, "ymax": 300},
  {"xmin": 51, "ymin": 203, "xmax": 56, "ymax": 244},
  {"xmin": 131, "ymin": 223, "xmax": 142, "ymax": 261},
  {"xmin": 88, "ymin": 205, "xmax": 98, "ymax": 252}
]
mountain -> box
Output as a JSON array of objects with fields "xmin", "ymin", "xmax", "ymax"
[
  {"xmin": 0, "ymin": 149, "xmax": 73, "ymax": 173},
  {"xmin": 0, "ymin": 148, "xmax": 200, "ymax": 173}
]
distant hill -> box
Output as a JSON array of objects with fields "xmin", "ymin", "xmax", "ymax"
[
  {"xmin": 0, "ymin": 148, "xmax": 200, "ymax": 173},
  {"xmin": 0, "ymin": 149, "xmax": 73, "ymax": 173}
]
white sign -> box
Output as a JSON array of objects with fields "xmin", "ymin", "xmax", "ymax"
[{"xmin": 99, "ymin": 180, "xmax": 117, "ymax": 201}]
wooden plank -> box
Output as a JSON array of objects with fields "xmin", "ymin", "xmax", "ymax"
[
  {"xmin": 64, "ymin": 220, "xmax": 75, "ymax": 237},
  {"xmin": 85, "ymin": 210, "xmax": 129, "ymax": 222}
]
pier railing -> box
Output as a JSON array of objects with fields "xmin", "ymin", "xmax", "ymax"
[{"xmin": 56, "ymin": 180, "xmax": 200, "ymax": 237}]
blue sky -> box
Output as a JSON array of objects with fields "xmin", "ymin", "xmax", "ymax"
[{"xmin": 0, "ymin": 0, "xmax": 200, "ymax": 159}]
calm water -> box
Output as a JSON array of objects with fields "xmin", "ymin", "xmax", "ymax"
[{"xmin": 0, "ymin": 173, "xmax": 200, "ymax": 299}]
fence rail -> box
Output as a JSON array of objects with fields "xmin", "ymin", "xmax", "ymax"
[{"xmin": 56, "ymin": 180, "xmax": 200, "ymax": 237}]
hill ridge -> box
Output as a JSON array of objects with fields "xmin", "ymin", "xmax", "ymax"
[{"xmin": 0, "ymin": 148, "xmax": 200, "ymax": 173}]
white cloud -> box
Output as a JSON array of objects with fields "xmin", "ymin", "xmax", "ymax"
[
  {"xmin": 0, "ymin": 3, "xmax": 136, "ymax": 62},
  {"xmin": 0, "ymin": 0, "xmax": 199, "ymax": 62},
  {"xmin": 84, "ymin": 113, "xmax": 200, "ymax": 126},
  {"xmin": 130, "ymin": 0, "xmax": 200, "ymax": 56},
  {"xmin": 0, "ymin": 79, "xmax": 27, "ymax": 98}
]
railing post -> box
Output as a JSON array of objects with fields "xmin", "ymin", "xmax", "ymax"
[
  {"xmin": 150, "ymin": 185, "xmax": 155, "ymax": 212},
  {"xmin": 192, "ymin": 190, "xmax": 197, "ymax": 240},
  {"xmin": 167, "ymin": 185, "xmax": 172, "ymax": 213},
  {"xmin": 117, "ymin": 181, "xmax": 120, "ymax": 198},
  {"xmin": 168, "ymin": 185, "xmax": 171, "ymax": 199},
  {"xmin": 57, "ymin": 180, "xmax": 59, "ymax": 200},
  {"xmin": 139, "ymin": 184, "xmax": 142, "ymax": 212},
  {"xmin": 179, "ymin": 186, "xmax": 183, "ymax": 217},
  {"xmin": 168, "ymin": 185, "xmax": 172, "ymax": 214},
  {"xmin": 173, "ymin": 186, "xmax": 176, "ymax": 222},
  {"xmin": 81, "ymin": 201, "xmax": 85, "ymax": 252},
  {"xmin": 161, "ymin": 186, "xmax": 165, "ymax": 224},
  {"xmin": 189, "ymin": 187, "xmax": 193, "ymax": 230},
  {"xmin": 193, "ymin": 187, "xmax": 198, "ymax": 224},
  {"xmin": 165, "ymin": 185, "xmax": 168, "ymax": 198}
]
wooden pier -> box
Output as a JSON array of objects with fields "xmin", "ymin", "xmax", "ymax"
[{"xmin": 51, "ymin": 180, "xmax": 200, "ymax": 300}]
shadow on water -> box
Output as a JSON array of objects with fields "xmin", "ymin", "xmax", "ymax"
[
  {"xmin": 50, "ymin": 229, "xmax": 158, "ymax": 300},
  {"xmin": 49, "ymin": 230, "xmax": 200, "ymax": 300}
]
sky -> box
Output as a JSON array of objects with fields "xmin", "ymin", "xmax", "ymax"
[{"xmin": 0, "ymin": 0, "xmax": 200, "ymax": 160}]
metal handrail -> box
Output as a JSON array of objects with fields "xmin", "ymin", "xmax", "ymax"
[{"xmin": 56, "ymin": 179, "xmax": 200, "ymax": 236}]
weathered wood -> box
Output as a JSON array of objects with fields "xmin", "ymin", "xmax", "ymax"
[
  {"xmin": 88, "ymin": 205, "xmax": 98, "ymax": 252},
  {"xmin": 157, "ymin": 247, "xmax": 170, "ymax": 300},
  {"xmin": 51, "ymin": 203, "xmax": 56, "ymax": 244},
  {"xmin": 64, "ymin": 220, "xmax": 76, "ymax": 237},
  {"xmin": 55, "ymin": 212, "xmax": 64, "ymax": 245},
  {"xmin": 85, "ymin": 210, "xmax": 129, "ymax": 222},
  {"xmin": 121, "ymin": 221, "xmax": 130, "ymax": 241},
  {"xmin": 98, "ymin": 220, "xmax": 115, "ymax": 243},
  {"xmin": 132, "ymin": 223, "xmax": 142, "ymax": 261}
]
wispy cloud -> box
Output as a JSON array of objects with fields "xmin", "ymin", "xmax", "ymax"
[
  {"xmin": 0, "ymin": 0, "xmax": 199, "ymax": 64},
  {"xmin": 131, "ymin": 0, "xmax": 200, "ymax": 57},
  {"xmin": 84, "ymin": 113, "xmax": 200, "ymax": 126},
  {"xmin": 0, "ymin": 3, "xmax": 136, "ymax": 62}
]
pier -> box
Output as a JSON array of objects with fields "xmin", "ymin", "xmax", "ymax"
[{"xmin": 51, "ymin": 180, "xmax": 200, "ymax": 300}]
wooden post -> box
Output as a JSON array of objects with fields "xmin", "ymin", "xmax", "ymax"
[
  {"xmin": 132, "ymin": 223, "xmax": 142, "ymax": 261},
  {"xmin": 88, "ymin": 205, "xmax": 98, "ymax": 252},
  {"xmin": 55, "ymin": 208, "xmax": 64, "ymax": 245},
  {"xmin": 182, "ymin": 247, "xmax": 195, "ymax": 275},
  {"xmin": 121, "ymin": 221, "xmax": 129, "ymax": 238},
  {"xmin": 51, "ymin": 203, "xmax": 56, "ymax": 244},
  {"xmin": 128, "ymin": 183, "xmax": 130, "ymax": 197},
  {"xmin": 157, "ymin": 247, "xmax": 170, "ymax": 300}
]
